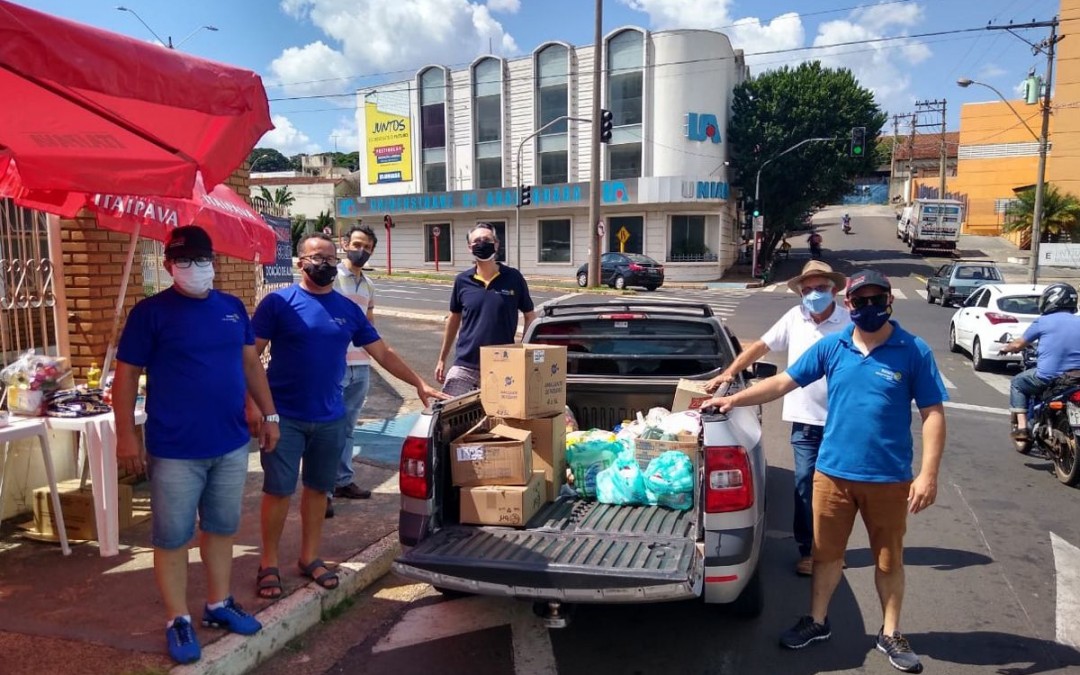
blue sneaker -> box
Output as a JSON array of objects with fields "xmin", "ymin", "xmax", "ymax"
[
  {"xmin": 202, "ymin": 596, "xmax": 262, "ymax": 635},
  {"xmin": 166, "ymin": 617, "xmax": 201, "ymax": 664}
]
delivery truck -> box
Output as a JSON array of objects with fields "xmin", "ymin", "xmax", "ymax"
[{"xmin": 904, "ymin": 198, "xmax": 965, "ymax": 254}]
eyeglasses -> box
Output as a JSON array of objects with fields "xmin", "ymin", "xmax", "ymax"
[
  {"xmin": 800, "ymin": 284, "xmax": 833, "ymax": 296},
  {"xmin": 850, "ymin": 293, "xmax": 890, "ymax": 309},
  {"xmin": 301, "ymin": 254, "xmax": 340, "ymax": 266},
  {"xmin": 171, "ymin": 256, "xmax": 214, "ymax": 269}
]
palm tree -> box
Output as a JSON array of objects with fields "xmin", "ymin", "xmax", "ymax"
[
  {"xmin": 259, "ymin": 186, "xmax": 296, "ymax": 208},
  {"xmin": 1004, "ymin": 184, "xmax": 1080, "ymax": 248}
]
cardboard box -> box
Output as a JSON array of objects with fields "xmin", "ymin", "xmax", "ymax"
[
  {"xmin": 33, "ymin": 479, "xmax": 133, "ymax": 540},
  {"xmin": 451, "ymin": 421, "xmax": 533, "ymax": 487},
  {"xmin": 480, "ymin": 344, "xmax": 567, "ymax": 419},
  {"xmin": 499, "ymin": 413, "xmax": 566, "ymax": 501},
  {"xmin": 459, "ymin": 470, "xmax": 546, "ymax": 527},
  {"xmin": 672, "ymin": 379, "xmax": 713, "ymax": 413},
  {"xmin": 634, "ymin": 434, "xmax": 700, "ymax": 473}
]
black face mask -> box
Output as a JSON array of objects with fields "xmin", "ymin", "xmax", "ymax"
[
  {"xmin": 347, "ymin": 249, "xmax": 371, "ymax": 268},
  {"xmin": 471, "ymin": 240, "xmax": 497, "ymax": 261},
  {"xmin": 303, "ymin": 262, "xmax": 337, "ymax": 287}
]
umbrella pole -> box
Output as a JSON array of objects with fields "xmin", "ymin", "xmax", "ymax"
[{"xmin": 101, "ymin": 225, "xmax": 141, "ymax": 379}]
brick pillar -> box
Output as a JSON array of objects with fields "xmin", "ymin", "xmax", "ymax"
[{"xmin": 60, "ymin": 166, "xmax": 260, "ymax": 380}]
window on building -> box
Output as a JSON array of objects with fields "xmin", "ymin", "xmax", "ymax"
[
  {"xmin": 668, "ymin": 215, "xmax": 719, "ymax": 262},
  {"xmin": 473, "ymin": 58, "xmax": 503, "ymax": 189},
  {"xmin": 425, "ymin": 223, "xmax": 452, "ymax": 262},
  {"xmin": 538, "ymin": 218, "xmax": 572, "ymax": 263},
  {"xmin": 419, "ymin": 67, "xmax": 447, "ymax": 192},
  {"xmin": 536, "ymin": 44, "xmax": 569, "ymax": 185},
  {"xmin": 606, "ymin": 30, "xmax": 644, "ymax": 180},
  {"xmin": 607, "ymin": 215, "xmax": 644, "ymax": 255}
]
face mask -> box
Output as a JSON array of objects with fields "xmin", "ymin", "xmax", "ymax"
[
  {"xmin": 802, "ymin": 290, "xmax": 834, "ymax": 315},
  {"xmin": 347, "ymin": 249, "xmax": 371, "ymax": 268},
  {"xmin": 850, "ymin": 302, "xmax": 892, "ymax": 332},
  {"xmin": 170, "ymin": 264, "xmax": 214, "ymax": 295},
  {"xmin": 303, "ymin": 261, "xmax": 337, "ymax": 287},
  {"xmin": 471, "ymin": 240, "xmax": 497, "ymax": 262}
]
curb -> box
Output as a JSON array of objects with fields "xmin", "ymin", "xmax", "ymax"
[{"xmin": 172, "ymin": 533, "xmax": 401, "ymax": 675}]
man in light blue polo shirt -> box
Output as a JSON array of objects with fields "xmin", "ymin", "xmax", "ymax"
[{"xmin": 705, "ymin": 269, "xmax": 947, "ymax": 674}]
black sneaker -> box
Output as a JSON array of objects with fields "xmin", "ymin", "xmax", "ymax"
[
  {"xmin": 876, "ymin": 628, "xmax": 923, "ymax": 673},
  {"xmin": 334, "ymin": 483, "xmax": 372, "ymax": 499},
  {"xmin": 779, "ymin": 615, "xmax": 831, "ymax": 649},
  {"xmin": 325, "ymin": 496, "xmax": 334, "ymax": 519}
]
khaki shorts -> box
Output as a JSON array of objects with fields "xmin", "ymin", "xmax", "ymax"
[{"xmin": 812, "ymin": 471, "xmax": 911, "ymax": 573}]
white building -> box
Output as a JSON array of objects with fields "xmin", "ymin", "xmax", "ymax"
[{"xmin": 338, "ymin": 27, "xmax": 749, "ymax": 282}]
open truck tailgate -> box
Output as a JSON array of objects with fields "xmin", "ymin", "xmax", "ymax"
[{"xmin": 394, "ymin": 498, "xmax": 702, "ymax": 602}]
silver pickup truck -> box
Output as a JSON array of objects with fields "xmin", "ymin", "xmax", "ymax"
[{"xmin": 393, "ymin": 299, "xmax": 775, "ymax": 624}]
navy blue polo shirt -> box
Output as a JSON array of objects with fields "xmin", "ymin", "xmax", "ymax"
[
  {"xmin": 786, "ymin": 321, "xmax": 948, "ymax": 482},
  {"xmin": 450, "ymin": 264, "xmax": 534, "ymax": 369}
]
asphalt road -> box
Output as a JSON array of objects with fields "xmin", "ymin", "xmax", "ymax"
[{"xmin": 257, "ymin": 205, "xmax": 1080, "ymax": 675}]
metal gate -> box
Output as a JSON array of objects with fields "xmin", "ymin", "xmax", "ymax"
[{"xmin": 0, "ymin": 199, "xmax": 60, "ymax": 370}]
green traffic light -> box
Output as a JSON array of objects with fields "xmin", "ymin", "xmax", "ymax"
[
  {"xmin": 752, "ymin": 210, "xmax": 760, "ymax": 217},
  {"xmin": 853, "ymin": 146, "xmax": 863, "ymax": 155}
]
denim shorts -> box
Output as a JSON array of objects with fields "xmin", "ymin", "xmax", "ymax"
[
  {"xmin": 261, "ymin": 415, "xmax": 348, "ymax": 496},
  {"xmin": 148, "ymin": 444, "xmax": 250, "ymax": 550}
]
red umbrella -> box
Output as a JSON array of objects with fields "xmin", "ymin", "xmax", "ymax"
[{"xmin": 0, "ymin": 0, "xmax": 272, "ymax": 197}]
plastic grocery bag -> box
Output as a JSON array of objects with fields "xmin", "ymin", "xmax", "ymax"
[
  {"xmin": 566, "ymin": 429, "xmax": 622, "ymax": 498},
  {"xmin": 595, "ymin": 457, "xmax": 649, "ymax": 506},
  {"xmin": 644, "ymin": 451, "xmax": 695, "ymax": 511}
]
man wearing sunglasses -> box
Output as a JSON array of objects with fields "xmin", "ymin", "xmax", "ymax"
[
  {"xmin": 705, "ymin": 260, "xmax": 849, "ymax": 578},
  {"xmin": 704, "ymin": 269, "xmax": 947, "ymax": 674}
]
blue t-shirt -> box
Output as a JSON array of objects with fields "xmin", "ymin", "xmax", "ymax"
[
  {"xmin": 450, "ymin": 264, "xmax": 535, "ymax": 369},
  {"xmin": 116, "ymin": 288, "xmax": 254, "ymax": 460},
  {"xmin": 252, "ymin": 285, "xmax": 380, "ymax": 422},
  {"xmin": 1023, "ymin": 311, "xmax": 1080, "ymax": 380},
  {"xmin": 786, "ymin": 321, "xmax": 948, "ymax": 483}
]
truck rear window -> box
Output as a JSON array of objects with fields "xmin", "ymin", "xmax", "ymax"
[{"xmin": 531, "ymin": 318, "xmax": 730, "ymax": 377}]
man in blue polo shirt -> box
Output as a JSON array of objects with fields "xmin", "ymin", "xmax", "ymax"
[
  {"xmin": 704, "ymin": 269, "xmax": 947, "ymax": 674},
  {"xmin": 436, "ymin": 223, "xmax": 537, "ymax": 396},
  {"xmin": 249, "ymin": 233, "xmax": 444, "ymax": 601}
]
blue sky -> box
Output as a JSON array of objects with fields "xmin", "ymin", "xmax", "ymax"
[{"xmin": 19, "ymin": 0, "xmax": 1061, "ymax": 155}]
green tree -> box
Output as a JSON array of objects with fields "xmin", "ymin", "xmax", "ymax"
[
  {"xmin": 313, "ymin": 210, "xmax": 335, "ymax": 237},
  {"xmin": 259, "ymin": 186, "xmax": 296, "ymax": 208},
  {"xmin": 1004, "ymin": 184, "xmax": 1080, "ymax": 247},
  {"xmin": 728, "ymin": 61, "xmax": 887, "ymax": 257},
  {"xmin": 246, "ymin": 147, "xmax": 290, "ymax": 172},
  {"xmin": 291, "ymin": 215, "xmax": 308, "ymax": 256}
]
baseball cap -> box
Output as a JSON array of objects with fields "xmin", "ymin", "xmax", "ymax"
[
  {"xmin": 164, "ymin": 226, "xmax": 213, "ymax": 259},
  {"xmin": 846, "ymin": 269, "xmax": 891, "ymax": 295}
]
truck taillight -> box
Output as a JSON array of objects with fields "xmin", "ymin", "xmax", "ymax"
[
  {"xmin": 704, "ymin": 445, "xmax": 754, "ymax": 513},
  {"xmin": 985, "ymin": 312, "xmax": 1018, "ymax": 325},
  {"xmin": 400, "ymin": 436, "xmax": 431, "ymax": 499},
  {"xmin": 1070, "ymin": 390, "xmax": 1080, "ymax": 404}
]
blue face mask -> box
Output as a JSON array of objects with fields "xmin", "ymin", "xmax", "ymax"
[
  {"xmin": 850, "ymin": 303, "xmax": 893, "ymax": 332},
  {"xmin": 802, "ymin": 290, "xmax": 834, "ymax": 315}
]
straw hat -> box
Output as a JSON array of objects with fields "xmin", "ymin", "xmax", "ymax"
[{"xmin": 786, "ymin": 260, "xmax": 847, "ymax": 294}]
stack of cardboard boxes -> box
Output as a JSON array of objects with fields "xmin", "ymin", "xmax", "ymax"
[{"xmin": 450, "ymin": 344, "xmax": 568, "ymax": 527}]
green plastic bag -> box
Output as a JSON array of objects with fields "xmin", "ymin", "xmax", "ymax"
[
  {"xmin": 596, "ymin": 457, "xmax": 649, "ymax": 505},
  {"xmin": 644, "ymin": 451, "xmax": 695, "ymax": 511},
  {"xmin": 566, "ymin": 430, "xmax": 622, "ymax": 498}
]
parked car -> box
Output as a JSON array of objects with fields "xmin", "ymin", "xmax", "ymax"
[
  {"xmin": 577, "ymin": 252, "xmax": 665, "ymax": 290},
  {"xmin": 925, "ymin": 260, "xmax": 1004, "ymax": 307},
  {"xmin": 948, "ymin": 284, "xmax": 1046, "ymax": 371}
]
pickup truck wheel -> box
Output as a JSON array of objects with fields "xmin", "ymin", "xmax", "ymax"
[
  {"xmin": 728, "ymin": 567, "xmax": 764, "ymax": 618},
  {"xmin": 577, "ymin": 272, "xmax": 588, "ymax": 287}
]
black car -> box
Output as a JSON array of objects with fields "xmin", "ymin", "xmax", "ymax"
[{"xmin": 577, "ymin": 252, "xmax": 665, "ymax": 290}]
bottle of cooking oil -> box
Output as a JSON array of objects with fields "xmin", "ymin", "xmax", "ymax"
[{"xmin": 87, "ymin": 362, "xmax": 102, "ymax": 389}]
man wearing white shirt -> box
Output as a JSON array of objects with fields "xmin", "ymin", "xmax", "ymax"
[
  {"xmin": 707, "ymin": 260, "xmax": 850, "ymax": 576},
  {"xmin": 328, "ymin": 224, "xmax": 378, "ymax": 516}
]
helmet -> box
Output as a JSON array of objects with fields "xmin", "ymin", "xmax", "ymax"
[{"xmin": 1038, "ymin": 283, "xmax": 1079, "ymax": 315}]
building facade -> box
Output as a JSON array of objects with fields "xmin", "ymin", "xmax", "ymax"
[{"xmin": 338, "ymin": 27, "xmax": 749, "ymax": 281}]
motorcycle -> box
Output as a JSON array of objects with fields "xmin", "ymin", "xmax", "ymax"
[
  {"xmin": 842, "ymin": 219, "xmax": 852, "ymax": 234},
  {"xmin": 1000, "ymin": 332, "xmax": 1080, "ymax": 486}
]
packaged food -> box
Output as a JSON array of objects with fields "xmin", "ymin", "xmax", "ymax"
[{"xmin": 565, "ymin": 430, "xmax": 622, "ymax": 498}]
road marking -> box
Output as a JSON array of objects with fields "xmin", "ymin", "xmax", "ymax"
[
  {"xmin": 1051, "ymin": 532, "xmax": 1080, "ymax": 649},
  {"xmin": 913, "ymin": 274, "xmax": 927, "ymax": 284},
  {"xmin": 892, "ymin": 289, "xmax": 908, "ymax": 300},
  {"xmin": 511, "ymin": 600, "xmax": 558, "ymax": 675},
  {"xmin": 939, "ymin": 373, "xmax": 957, "ymax": 390},
  {"xmin": 916, "ymin": 289, "xmax": 929, "ymax": 300},
  {"xmin": 973, "ymin": 370, "xmax": 1013, "ymax": 397},
  {"xmin": 941, "ymin": 401, "xmax": 1010, "ymax": 416},
  {"xmin": 372, "ymin": 474, "xmax": 400, "ymax": 495}
]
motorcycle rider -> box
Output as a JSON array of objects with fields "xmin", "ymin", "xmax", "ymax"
[
  {"xmin": 808, "ymin": 231, "xmax": 823, "ymax": 259},
  {"xmin": 842, "ymin": 214, "xmax": 852, "ymax": 234},
  {"xmin": 1000, "ymin": 283, "xmax": 1080, "ymax": 441}
]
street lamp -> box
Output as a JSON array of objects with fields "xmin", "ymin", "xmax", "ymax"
[
  {"xmin": 958, "ymin": 76, "xmax": 1050, "ymax": 284},
  {"xmin": 116, "ymin": 6, "xmax": 217, "ymax": 50}
]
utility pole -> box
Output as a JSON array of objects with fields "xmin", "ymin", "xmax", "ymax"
[
  {"xmin": 586, "ymin": 0, "xmax": 603, "ymax": 288},
  {"xmin": 913, "ymin": 99, "xmax": 947, "ymax": 198},
  {"xmin": 906, "ymin": 113, "xmax": 916, "ymax": 201},
  {"xmin": 890, "ymin": 115, "xmax": 899, "ymax": 199},
  {"xmin": 939, "ymin": 99, "xmax": 948, "ymax": 200}
]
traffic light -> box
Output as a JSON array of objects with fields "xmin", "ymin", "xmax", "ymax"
[
  {"xmin": 519, "ymin": 185, "xmax": 532, "ymax": 207},
  {"xmin": 599, "ymin": 109, "xmax": 613, "ymax": 143},
  {"xmin": 383, "ymin": 214, "xmax": 394, "ymax": 229},
  {"xmin": 752, "ymin": 208, "xmax": 760, "ymax": 218},
  {"xmin": 850, "ymin": 126, "xmax": 866, "ymax": 157}
]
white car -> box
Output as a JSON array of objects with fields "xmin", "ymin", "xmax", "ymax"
[
  {"xmin": 949, "ymin": 284, "xmax": 1047, "ymax": 371},
  {"xmin": 896, "ymin": 206, "xmax": 913, "ymax": 241}
]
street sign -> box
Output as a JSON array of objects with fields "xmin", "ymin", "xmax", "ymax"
[
  {"xmin": 616, "ymin": 226, "xmax": 631, "ymax": 253},
  {"xmin": 753, "ymin": 215, "xmax": 764, "ymax": 233},
  {"xmin": 432, "ymin": 226, "xmax": 441, "ymax": 237}
]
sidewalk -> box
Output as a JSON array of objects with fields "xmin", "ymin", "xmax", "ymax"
[
  {"xmin": 956, "ymin": 234, "xmax": 1080, "ymax": 284},
  {"xmin": 0, "ymin": 364, "xmax": 420, "ymax": 675}
]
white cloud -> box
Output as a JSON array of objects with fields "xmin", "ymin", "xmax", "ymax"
[
  {"xmin": 260, "ymin": 115, "xmax": 322, "ymax": 155},
  {"xmin": 329, "ymin": 117, "xmax": 360, "ymax": 153},
  {"xmin": 271, "ymin": 0, "xmax": 518, "ymax": 98},
  {"xmin": 977, "ymin": 63, "xmax": 1008, "ymax": 80}
]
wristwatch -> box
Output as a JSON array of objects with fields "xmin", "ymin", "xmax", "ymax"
[{"xmin": 263, "ymin": 414, "xmax": 280, "ymax": 423}]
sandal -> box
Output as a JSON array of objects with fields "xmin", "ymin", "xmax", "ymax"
[
  {"xmin": 256, "ymin": 566, "xmax": 283, "ymax": 600},
  {"xmin": 1010, "ymin": 428, "xmax": 1030, "ymax": 441},
  {"xmin": 298, "ymin": 558, "xmax": 339, "ymax": 590}
]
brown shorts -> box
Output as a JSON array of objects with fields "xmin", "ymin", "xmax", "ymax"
[{"xmin": 812, "ymin": 471, "xmax": 911, "ymax": 573}]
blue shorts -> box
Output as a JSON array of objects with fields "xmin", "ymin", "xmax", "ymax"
[
  {"xmin": 261, "ymin": 415, "xmax": 348, "ymax": 496},
  {"xmin": 148, "ymin": 444, "xmax": 250, "ymax": 550}
]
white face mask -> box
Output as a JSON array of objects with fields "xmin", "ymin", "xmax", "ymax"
[{"xmin": 170, "ymin": 264, "xmax": 215, "ymax": 295}]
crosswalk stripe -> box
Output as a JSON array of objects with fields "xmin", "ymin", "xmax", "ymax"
[
  {"xmin": 939, "ymin": 373, "xmax": 957, "ymax": 390},
  {"xmin": 974, "ymin": 370, "xmax": 1013, "ymax": 397},
  {"xmin": 892, "ymin": 289, "xmax": 907, "ymax": 300},
  {"xmin": 916, "ymin": 289, "xmax": 929, "ymax": 300}
]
